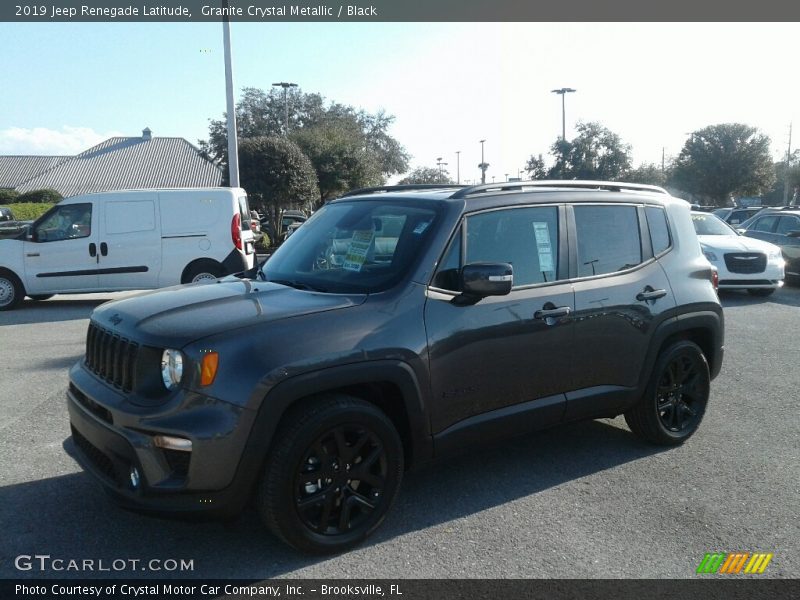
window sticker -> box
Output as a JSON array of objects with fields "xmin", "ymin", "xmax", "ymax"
[
  {"xmin": 342, "ymin": 230, "xmax": 375, "ymax": 272},
  {"xmin": 413, "ymin": 221, "xmax": 431, "ymax": 235},
  {"xmin": 533, "ymin": 222, "xmax": 555, "ymax": 273}
]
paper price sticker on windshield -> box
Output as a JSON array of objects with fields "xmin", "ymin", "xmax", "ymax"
[
  {"xmin": 342, "ymin": 230, "xmax": 375, "ymax": 272},
  {"xmin": 532, "ymin": 222, "xmax": 555, "ymax": 273}
]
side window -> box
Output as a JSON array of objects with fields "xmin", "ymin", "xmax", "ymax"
[
  {"xmin": 34, "ymin": 203, "xmax": 92, "ymax": 242},
  {"xmin": 466, "ymin": 206, "xmax": 559, "ymax": 286},
  {"xmin": 431, "ymin": 226, "xmax": 462, "ymax": 291},
  {"xmin": 776, "ymin": 216, "xmax": 800, "ymax": 236},
  {"xmin": 105, "ymin": 201, "xmax": 155, "ymax": 234},
  {"xmin": 238, "ymin": 196, "xmax": 251, "ymax": 230},
  {"xmin": 752, "ymin": 216, "xmax": 778, "ymax": 233},
  {"xmin": 574, "ymin": 205, "xmax": 642, "ymax": 277},
  {"xmin": 645, "ymin": 206, "xmax": 671, "ymax": 256}
]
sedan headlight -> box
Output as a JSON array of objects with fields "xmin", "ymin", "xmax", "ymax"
[
  {"xmin": 160, "ymin": 349, "xmax": 184, "ymax": 390},
  {"xmin": 767, "ymin": 247, "xmax": 784, "ymax": 261},
  {"xmin": 702, "ymin": 248, "xmax": 718, "ymax": 262}
]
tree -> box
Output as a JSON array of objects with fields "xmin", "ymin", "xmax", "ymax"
[
  {"xmin": 398, "ymin": 166, "xmax": 454, "ymax": 185},
  {"xmin": 762, "ymin": 152, "xmax": 800, "ymax": 206},
  {"xmin": 669, "ymin": 123, "xmax": 775, "ymax": 206},
  {"xmin": 547, "ymin": 122, "xmax": 632, "ymax": 181},
  {"xmin": 624, "ymin": 163, "xmax": 668, "ymax": 187},
  {"xmin": 238, "ymin": 136, "xmax": 319, "ymax": 232},
  {"xmin": 0, "ymin": 189, "xmax": 20, "ymax": 204},
  {"xmin": 199, "ymin": 87, "xmax": 409, "ymax": 187},
  {"xmin": 523, "ymin": 155, "xmax": 548, "ymax": 180},
  {"xmin": 18, "ymin": 188, "xmax": 62, "ymax": 204}
]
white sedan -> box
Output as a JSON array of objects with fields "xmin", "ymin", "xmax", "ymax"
[{"xmin": 692, "ymin": 212, "xmax": 785, "ymax": 296}]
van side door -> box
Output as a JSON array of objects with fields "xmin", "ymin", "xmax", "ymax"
[
  {"xmin": 96, "ymin": 196, "xmax": 161, "ymax": 290},
  {"xmin": 23, "ymin": 202, "xmax": 99, "ymax": 293}
]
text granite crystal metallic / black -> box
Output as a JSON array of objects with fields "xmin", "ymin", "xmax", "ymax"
[{"xmin": 66, "ymin": 181, "xmax": 724, "ymax": 553}]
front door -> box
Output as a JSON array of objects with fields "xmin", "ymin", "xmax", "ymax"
[{"xmin": 24, "ymin": 202, "xmax": 99, "ymax": 293}]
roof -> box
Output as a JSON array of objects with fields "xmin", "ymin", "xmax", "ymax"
[
  {"xmin": 0, "ymin": 155, "xmax": 72, "ymax": 189},
  {"xmin": 14, "ymin": 136, "xmax": 222, "ymax": 197}
]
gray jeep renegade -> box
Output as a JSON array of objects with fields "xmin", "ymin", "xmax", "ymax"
[{"xmin": 66, "ymin": 181, "xmax": 724, "ymax": 553}]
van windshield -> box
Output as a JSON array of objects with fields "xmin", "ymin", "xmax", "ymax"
[{"xmin": 262, "ymin": 200, "xmax": 441, "ymax": 294}]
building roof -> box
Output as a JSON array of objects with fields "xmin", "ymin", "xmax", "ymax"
[
  {"xmin": 0, "ymin": 155, "xmax": 72, "ymax": 189},
  {"xmin": 13, "ymin": 132, "xmax": 223, "ymax": 197}
]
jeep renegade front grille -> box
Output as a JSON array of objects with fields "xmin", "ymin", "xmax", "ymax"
[
  {"xmin": 724, "ymin": 252, "xmax": 766, "ymax": 274},
  {"xmin": 85, "ymin": 323, "xmax": 138, "ymax": 392}
]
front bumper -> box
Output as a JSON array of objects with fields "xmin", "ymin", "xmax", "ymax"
[
  {"xmin": 66, "ymin": 363, "xmax": 258, "ymax": 517},
  {"xmin": 713, "ymin": 260, "xmax": 784, "ymax": 290}
]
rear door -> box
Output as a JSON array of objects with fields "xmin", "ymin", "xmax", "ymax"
[
  {"xmin": 24, "ymin": 202, "xmax": 99, "ymax": 293},
  {"xmin": 566, "ymin": 203, "xmax": 677, "ymax": 420},
  {"xmin": 96, "ymin": 196, "xmax": 161, "ymax": 290}
]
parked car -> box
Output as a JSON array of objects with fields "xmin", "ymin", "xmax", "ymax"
[
  {"xmin": 0, "ymin": 206, "xmax": 33, "ymax": 239},
  {"xmin": 0, "ymin": 188, "xmax": 255, "ymax": 310},
  {"xmin": 260, "ymin": 209, "xmax": 308, "ymax": 245},
  {"xmin": 738, "ymin": 207, "xmax": 800, "ymax": 280},
  {"xmin": 691, "ymin": 212, "xmax": 784, "ymax": 296},
  {"xmin": 711, "ymin": 207, "xmax": 763, "ymax": 226},
  {"xmin": 66, "ymin": 181, "xmax": 723, "ymax": 553}
]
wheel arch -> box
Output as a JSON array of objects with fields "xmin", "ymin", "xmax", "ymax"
[{"xmin": 180, "ymin": 258, "xmax": 224, "ymax": 284}]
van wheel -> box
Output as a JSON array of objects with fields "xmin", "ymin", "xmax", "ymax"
[
  {"xmin": 257, "ymin": 395, "xmax": 404, "ymax": 554},
  {"xmin": 28, "ymin": 294, "xmax": 54, "ymax": 301},
  {"xmin": 624, "ymin": 341, "xmax": 710, "ymax": 446},
  {"xmin": 0, "ymin": 270, "xmax": 24, "ymax": 311},
  {"xmin": 182, "ymin": 260, "xmax": 223, "ymax": 284}
]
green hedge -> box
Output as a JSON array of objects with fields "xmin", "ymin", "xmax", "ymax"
[{"xmin": 8, "ymin": 202, "xmax": 54, "ymax": 221}]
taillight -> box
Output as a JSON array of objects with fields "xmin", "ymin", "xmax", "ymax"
[
  {"xmin": 231, "ymin": 213, "xmax": 242, "ymax": 251},
  {"xmin": 711, "ymin": 268, "xmax": 719, "ymax": 291}
]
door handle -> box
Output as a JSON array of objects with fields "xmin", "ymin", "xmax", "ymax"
[
  {"xmin": 636, "ymin": 287, "xmax": 667, "ymax": 302},
  {"xmin": 89, "ymin": 243, "xmax": 96, "ymax": 257},
  {"xmin": 534, "ymin": 305, "xmax": 571, "ymax": 320},
  {"xmin": 100, "ymin": 242, "xmax": 108, "ymax": 256},
  {"xmin": 26, "ymin": 252, "xmax": 40, "ymax": 257}
]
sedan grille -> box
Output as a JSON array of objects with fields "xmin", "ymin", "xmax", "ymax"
[
  {"xmin": 85, "ymin": 323, "xmax": 138, "ymax": 392},
  {"xmin": 724, "ymin": 252, "xmax": 766, "ymax": 274}
]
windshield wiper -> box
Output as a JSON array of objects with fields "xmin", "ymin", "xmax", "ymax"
[{"xmin": 269, "ymin": 279, "xmax": 328, "ymax": 293}]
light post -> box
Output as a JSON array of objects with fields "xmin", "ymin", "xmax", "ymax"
[
  {"xmin": 478, "ymin": 139, "xmax": 488, "ymax": 184},
  {"xmin": 222, "ymin": 0, "xmax": 239, "ymax": 187},
  {"xmin": 551, "ymin": 87, "xmax": 576, "ymax": 141},
  {"xmin": 436, "ymin": 157, "xmax": 448, "ymax": 181},
  {"xmin": 455, "ymin": 150, "xmax": 461, "ymax": 184},
  {"xmin": 272, "ymin": 82, "xmax": 298, "ymax": 133}
]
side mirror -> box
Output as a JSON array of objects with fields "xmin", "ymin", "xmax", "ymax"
[
  {"xmin": 736, "ymin": 228, "xmax": 746, "ymax": 235},
  {"xmin": 786, "ymin": 230, "xmax": 800, "ymax": 238},
  {"xmin": 460, "ymin": 262, "xmax": 513, "ymax": 299}
]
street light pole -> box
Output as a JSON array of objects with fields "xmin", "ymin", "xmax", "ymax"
[
  {"xmin": 478, "ymin": 139, "xmax": 488, "ymax": 184},
  {"xmin": 222, "ymin": 0, "xmax": 239, "ymax": 187},
  {"xmin": 455, "ymin": 150, "xmax": 461, "ymax": 184},
  {"xmin": 551, "ymin": 87, "xmax": 576, "ymax": 141},
  {"xmin": 272, "ymin": 82, "xmax": 298, "ymax": 134}
]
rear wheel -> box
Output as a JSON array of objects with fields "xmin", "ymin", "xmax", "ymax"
[
  {"xmin": 625, "ymin": 341, "xmax": 710, "ymax": 445},
  {"xmin": 257, "ymin": 395, "xmax": 403, "ymax": 554},
  {"xmin": 0, "ymin": 271, "xmax": 24, "ymax": 311},
  {"xmin": 182, "ymin": 260, "xmax": 223, "ymax": 284}
]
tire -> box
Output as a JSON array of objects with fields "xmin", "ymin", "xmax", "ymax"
[
  {"xmin": 257, "ymin": 395, "xmax": 404, "ymax": 554},
  {"xmin": 624, "ymin": 340, "xmax": 710, "ymax": 446},
  {"xmin": 28, "ymin": 294, "xmax": 54, "ymax": 301},
  {"xmin": 182, "ymin": 260, "xmax": 223, "ymax": 284},
  {"xmin": 0, "ymin": 270, "xmax": 24, "ymax": 311},
  {"xmin": 747, "ymin": 288, "xmax": 775, "ymax": 297}
]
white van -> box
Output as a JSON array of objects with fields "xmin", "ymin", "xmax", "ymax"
[{"xmin": 0, "ymin": 188, "xmax": 255, "ymax": 310}]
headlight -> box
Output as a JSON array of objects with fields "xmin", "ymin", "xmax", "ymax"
[
  {"xmin": 768, "ymin": 248, "xmax": 783, "ymax": 260},
  {"xmin": 160, "ymin": 349, "xmax": 184, "ymax": 390},
  {"xmin": 702, "ymin": 248, "xmax": 718, "ymax": 262}
]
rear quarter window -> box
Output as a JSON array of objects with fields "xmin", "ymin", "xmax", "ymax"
[
  {"xmin": 574, "ymin": 205, "xmax": 642, "ymax": 277},
  {"xmin": 645, "ymin": 206, "xmax": 671, "ymax": 255}
]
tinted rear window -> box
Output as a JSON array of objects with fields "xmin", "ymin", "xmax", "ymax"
[{"xmin": 574, "ymin": 205, "xmax": 642, "ymax": 277}]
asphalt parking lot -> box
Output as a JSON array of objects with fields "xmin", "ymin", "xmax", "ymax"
[{"xmin": 0, "ymin": 286, "xmax": 798, "ymax": 579}]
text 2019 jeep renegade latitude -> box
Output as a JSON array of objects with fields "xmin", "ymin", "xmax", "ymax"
[{"xmin": 66, "ymin": 181, "xmax": 724, "ymax": 553}]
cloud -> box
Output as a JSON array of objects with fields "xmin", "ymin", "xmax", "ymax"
[{"xmin": 0, "ymin": 126, "xmax": 123, "ymax": 155}]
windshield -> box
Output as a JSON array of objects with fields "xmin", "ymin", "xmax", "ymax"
[
  {"xmin": 262, "ymin": 200, "xmax": 441, "ymax": 294},
  {"xmin": 692, "ymin": 213, "xmax": 736, "ymax": 236}
]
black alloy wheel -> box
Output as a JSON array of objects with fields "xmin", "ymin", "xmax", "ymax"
[
  {"xmin": 258, "ymin": 395, "xmax": 403, "ymax": 553},
  {"xmin": 625, "ymin": 340, "xmax": 710, "ymax": 445}
]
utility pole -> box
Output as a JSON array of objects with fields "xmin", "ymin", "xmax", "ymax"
[
  {"xmin": 222, "ymin": 0, "xmax": 239, "ymax": 187},
  {"xmin": 662, "ymin": 147, "xmax": 665, "ymax": 173},
  {"xmin": 551, "ymin": 87, "xmax": 576, "ymax": 140},
  {"xmin": 455, "ymin": 150, "xmax": 461, "ymax": 184},
  {"xmin": 784, "ymin": 123, "xmax": 792, "ymax": 206},
  {"xmin": 272, "ymin": 82, "xmax": 298, "ymax": 134}
]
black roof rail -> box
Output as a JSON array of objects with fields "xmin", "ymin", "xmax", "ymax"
[
  {"xmin": 340, "ymin": 184, "xmax": 467, "ymax": 198},
  {"xmin": 450, "ymin": 179, "xmax": 670, "ymax": 199}
]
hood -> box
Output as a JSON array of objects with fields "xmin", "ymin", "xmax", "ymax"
[
  {"xmin": 697, "ymin": 234, "xmax": 780, "ymax": 254},
  {"xmin": 91, "ymin": 278, "xmax": 366, "ymax": 347}
]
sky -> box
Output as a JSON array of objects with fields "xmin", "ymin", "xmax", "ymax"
[{"xmin": 1, "ymin": 22, "xmax": 798, "ymax": 185}]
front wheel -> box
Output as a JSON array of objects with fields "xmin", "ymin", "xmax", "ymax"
[
  {"xmin": 257, "ymin": 395, "xmax": 403, "ymax": 554},
  {"xmin": 625, "ymin": 341, "xmax": 710, "ymax": 445}
]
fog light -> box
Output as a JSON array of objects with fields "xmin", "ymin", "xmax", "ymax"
[
  {"xmin": 153, "ymin": 435, "xmax": 192, "ymax": 452},
  {"xmin": 129, "ymin": 466, "xmax": 141, "ymax": 490}
]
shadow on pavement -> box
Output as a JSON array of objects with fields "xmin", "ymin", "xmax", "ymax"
[
  {"xmin": 0, "ymin": 299, "xmax": 110, "ymax": 326},
  {"xmin": 1, "ymin": 419, "xmax": 664, "ymax": 579},
  {"xmin": 719, "ymin": 285, "xmax": 800, "ymax": 308}
]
